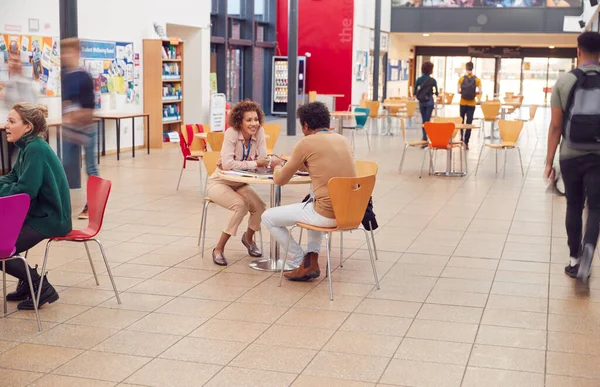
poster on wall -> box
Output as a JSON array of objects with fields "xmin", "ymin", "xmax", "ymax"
[
  {"xmin": 388, "ymin": 59, "xmax": 401, "ymax": 82},
  {"xmin": 546, "ymin": 0, "xmax": 581, "ymax": 6},
  {"xmin": 355, "ymin": 51, "xmax": 368, "ymax": 81},
  {"xmin": 401, "ymin": 60, "xmax": 409, "ymax": 81},
  {"xmin": 422, "ymin": 0, "xmax": 481, "ymax": 6},
  {"xmin": 79, "ymin": 40, "xmax": 135, "ymax": 109},
  {"xmin": 0, "ymin": 33, "xmax": 60, "ymax": 96},
  {"xmin": 391, "ymin": 0, "xmax": 422, "ymax": 6}
]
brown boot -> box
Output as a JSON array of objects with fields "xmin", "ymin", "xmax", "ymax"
[{"xmin": 284, "ymin": 252, "xmax": 320, "ymax": 281}]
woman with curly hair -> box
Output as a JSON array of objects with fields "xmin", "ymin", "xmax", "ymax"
[{"xmin": 206, "ymin": 100, "xmax": 283, "ymax": 266}]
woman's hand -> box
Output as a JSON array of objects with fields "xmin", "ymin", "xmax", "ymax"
[{"xmin": 255, "ymin": 158, "xmax": 269, "ymax": 167}]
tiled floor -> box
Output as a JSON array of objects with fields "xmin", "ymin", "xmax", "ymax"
[{"xmin": 2, "ymin": 107, "xmax": 600, "ymax": 386}]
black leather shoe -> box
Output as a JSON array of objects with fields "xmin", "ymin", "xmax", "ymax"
[
  {"xmin": 6, "ymin": 279, "xmax": 29, "ymax": 302},
  {"xmin": 6, "ymin": 264, "xmax": 38, "ymax": 302},
  {"xmin": 212, "ymin": 249, "xmax": 228, "ymax": 266},
  {"xmin": 17, "ymin": 277, "xmax": 59, "ymax": 310}
]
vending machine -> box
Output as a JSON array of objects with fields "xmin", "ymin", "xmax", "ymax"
[{"xmin": 271, "ymin": 56, "xmax": 307, "ymax": 116}]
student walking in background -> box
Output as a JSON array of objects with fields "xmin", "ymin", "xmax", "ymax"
[
  {"xmin": 458, "ymin": 61, "xmax": 481, "ymax": 150},
  {"xmin": 60, "ymin": 38, "xmax": 97, "ymax": 219},
  {"xmin": 414, "ymin": 61, "xmax": 438, "ymax": 141}
]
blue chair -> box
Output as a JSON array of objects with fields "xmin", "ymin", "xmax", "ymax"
[{"xmin": 342, "ymin": 107, "xmax": 371, "ymax": 151}]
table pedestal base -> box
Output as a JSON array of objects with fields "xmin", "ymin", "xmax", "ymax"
[
  {"xmin": 433, "ymin": 171, "xmax": 466, "ymax": 177},
  {"xmin": 249, "ymin": 258, "xmax": 296, "ymax": 272}
]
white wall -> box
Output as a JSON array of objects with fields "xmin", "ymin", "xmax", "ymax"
[
  {"xmin": 78, "ymin": 0, "xmax": 211, "ymax": 151},
  {"xmin": 352, "ymin": 0, "xmax": 392, "ymax": 105},
  {"xmin": 0, "ymin": 0, "xmax": 211, "ymax": 152}
]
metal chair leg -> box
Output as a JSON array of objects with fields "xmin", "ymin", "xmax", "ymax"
[
  {"xmin": 503, "ymin": 148, "xmax": 508, "ymax": 179},
  {"xmin": 362, "ymin": 229, "xmax": 380, "ymax": 290},
  {"xmin": 2, "ymin": 261, "xmax": 6, "ymax": 315},
  {"xmin": 369, "ymin": 221, "xmax": 379, "ymax": 261},
  {"xmin": 199, "ymin": 200, "xmax": 210, "ymax": 256},
  {"xmin": 259, "ymin": 229, "xmax": 264, "ymax": 257},
  {"xmin": 84, "ymin": 241, "xmax": 100, "ymax": 286},
  {"xmin": 495, "ymin": 149, "xmax": 499, "ymax": 174},
  {"xmin": 398, "ymin": 144, "xmax": 408, "ymax": 174},
  {"xmin": 517, "ymin": 147, "xmax": 524, "ymax": 177},
  {"xmin": 93, "ymin": 239, "xmax": 121, "ymax": 304},
  {"xmin": 279, "ymin": 225, "xmax": 297, "ymax": 287},
  {"xmin": 198, "ymin": 160, "xmax": 204, "ymax": 193},
  {"xmin": 176, "ymin": 167, "xmax": 184, "ymax": 191},
  {"xmin": 420, "ymin": 148, "xmax": 430, "ymax": 178},
  {"xmin": 475, "ymin": 146, "xmax": 484, "ymax": 175},
  {"xmin": 340, "ymin": 231, "xmax": 343, "ymax": 268},
  {"xmin": 365, "ymin": 130, "xmax": 371, "ymax": 152},
  {"xmin": 325, "ymin": 232, "xmax": 333, "ymax": 301},
  {"xmin": 298, "ymin": 228, "xmax": 303, "ymax": 246},
  {"xmin": 20, "ymin": 257, "xmax": 41, "ymax": 331},
  {"xmin": 36, "ymin": 240, "xmax": 52, "ymax": 307}
]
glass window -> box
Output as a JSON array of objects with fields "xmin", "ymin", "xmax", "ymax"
[
  {"xmin": 446, "ymin": 57, "xmax": 471, "ymax": 95},
  {"xmin": 226, "ymin": 47, "xmax": 244, "ymax": 104},
  {"xmin": 498, "ymin": 58, "xmax": 522, "ymax": 98},
  {"xmin": 522, "ymin": 58, "xmax": 549, "ymax": 105},
  {"xmin": 473, "ymin": 58, "xmax": 496, "ymax": 100},
  {"xmin": 255, "ymin": 0, "xmax": 266, "ymax": 21},
  {"xmin": 228, "ymin": 0, "xmax": 241, "ymax": 16}
]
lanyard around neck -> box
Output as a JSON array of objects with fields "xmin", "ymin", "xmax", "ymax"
[{"xmin": 242, "ymin": 138, "xmax": 252, "ymax": 161}]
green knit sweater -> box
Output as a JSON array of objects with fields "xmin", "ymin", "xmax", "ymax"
[{"xmin": 0, "ymin": 135, "xmax": 72, "ymax": 237}]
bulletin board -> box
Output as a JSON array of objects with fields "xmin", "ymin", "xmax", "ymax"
[
  {"xmin": 0, "ymin": 33, "xmax": 61, "ymax": 97},
  {"xmin": 79, "ymin": 40, "xmax": 136, "ymax": 108}
]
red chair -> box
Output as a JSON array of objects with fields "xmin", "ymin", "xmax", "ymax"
[
  {"xmin": 37, "ymin": 176, "xmax": 120, "ymax": 306},
  {"xmin": 177, "ymin": 124, "xmax": 206, "ymax": 191}
]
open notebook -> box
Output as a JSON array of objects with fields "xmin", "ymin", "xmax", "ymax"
[{"xmin": 222, "ymin": 168, "xmax": 309, "ymax": 179}]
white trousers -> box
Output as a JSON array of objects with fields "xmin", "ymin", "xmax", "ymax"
[{"xmin": 262, "ymin": 202, "xmax": 337, "ymax": 265}]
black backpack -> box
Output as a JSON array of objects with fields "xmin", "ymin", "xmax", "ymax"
[
  {"xmin": 460, "ymin": 75, "xmax": 477, "ymax": 100},
  {"xmin": 416, "ymin": 78, "xmax": 434, "ymax": 103},
  {"xmin": 563, "ymin": 68, "xmax": 600, "ymax": 150}
]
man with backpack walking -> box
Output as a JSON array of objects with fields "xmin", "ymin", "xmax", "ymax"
[
  {"xmin": 457, "ymin": 61, "xmax": 481, "ymax": 150},
  {"xmin": 545, "ymin": 31, "xmax": 600, "ymax": 283}
]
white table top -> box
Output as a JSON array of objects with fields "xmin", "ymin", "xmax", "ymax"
[{"xmin": 218, "ymin": 170, "xmax": 311, "ymax": 185}]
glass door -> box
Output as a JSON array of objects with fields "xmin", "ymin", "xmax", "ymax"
[
  {"xmin": 498, "ymin": 58, "xmax": 522, "ymax": 98},
  {"xmin": 445, "ymin": 57, "xmax": 471, "ymax": 96},
  {"xmin": 522, "ymin": 58, "xmax": 548, "ymax": 105},
  {"xmin": 473, "ymin": 58, "xmax": 496, "ymax": 101},
  {"xmin": 226, "ymin": 47, "xmax": 244, "ymax": 104},
  {"xmin": 547, "ymin": 58, "xmax": 575, "ymax": 103}
]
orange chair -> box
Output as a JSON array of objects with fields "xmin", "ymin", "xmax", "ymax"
[
  {"xmin": 177, "ymin": 124, "xmax": 205, "ymax": 191},
  {"xmin": 279, "ymin": 175, "xmax": 379, "ymax": 301},
  {"xmin": 206, "ymin": 131, "xmax": 224, "ymax": 151},
  {"xmin": 263, "ymin": 123, "xmax": 281, "ymax": 154},
  {"xmin": 398, "ymin": 118, "xmax": 429, "ymax": 176},
  {"xmin": 309, "ymin": 91, "xmax": 317, "ymax": 102},
  {"xmin": 475, "ymin": 120, "xmax": 524, "ymax": 178},
  {"xmin": 424, "ymin": 122, "xmax": 466, "ymax": 177}
]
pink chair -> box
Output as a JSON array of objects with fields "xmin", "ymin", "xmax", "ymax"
[{"xmin": 0, "ymin": 194, "xmax": 42, "ymax": 331}]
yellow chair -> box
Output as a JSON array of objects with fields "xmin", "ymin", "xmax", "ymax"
[
  {"xmin": 309, "ymin": 91, "xmax": 317, "ymax": 102},
  {"xmin": 197, "ymin": 151, "xmax": 263, "ymax": 253},
  {"xmin": 398, "ymin": 118, "xmax": 429, "ymax": 176},
  {"xmin": 279, "ymin": 175, "xmax": 380, "ymax": 301},
  {"xmin": 263, "ymin": 123, "xmax": 281, "ymax": 154},
  {"xmin": 475, "ymin": 120, "xmax": 524, "ymax": 178},
  {"xmin": 206, "ymin": 131, "xmax": 224, "ymax": 152},
  {"xmin": 365, "ymin": 100, "xmax": 386, "ymax": 132},
  {"xmin": 518, "ymin": 104, "xmax": 538, "ymax": 137},
  {"xmin": 505, "ymin": 92, "xmax": 515, "ymax": 99},
  {"xmin": 480, "ymin": 101, "xmax": 501, "ymax": 138},
  {"xmin": 444, "ymin": 93, "xmax": 455, "ymax": 105}
]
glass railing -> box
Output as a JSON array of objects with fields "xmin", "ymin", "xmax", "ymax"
[{"xmin": 392, "ymin": 0, "xmax": 581, "ymax": 7}]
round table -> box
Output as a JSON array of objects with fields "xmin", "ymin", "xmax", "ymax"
[
  {"xmin": 330, "ymin": 111, "xmax": 367, "ymax": 135},
  {"xmin": 381, "ymin": 103, "xmax": 407, "ymax": 136},
  {"xmin": 217, "ymin": 170, "xmax": 311, "ymax": 272}
]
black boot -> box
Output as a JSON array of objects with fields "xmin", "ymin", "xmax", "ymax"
[
  {"xmin": 17, "ymin": 275, "xmax": 59, "ymax": 311},
  {"xmin": 6, "ymin": 265, "xmax": 38, "ymax": 302}
]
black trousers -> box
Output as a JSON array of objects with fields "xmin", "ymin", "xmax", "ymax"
[
  {"xmin": 460, "ymin": 105, "xmax": 476, "ymax": 145},
  {"xmin": 0, "ymin": 224, "xmax": 44, "ymax": 282},
  {"xmin": 560, "ymin": 154, "xmax": 600, "ymax": 258}
]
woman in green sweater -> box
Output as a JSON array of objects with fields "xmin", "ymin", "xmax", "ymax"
[{"xmin": 1, "ymin": 103, "xmax": 72, "ymax": 310}]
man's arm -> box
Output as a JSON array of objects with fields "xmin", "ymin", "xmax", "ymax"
[
  {"xmin": 457, "ymin": 76, "xmax": 463, "ymax": 94},
  {"xmin": 273, "ymin": 141, "xmax": 306, "ymax": 186},
  {"xmin": 545, "ymin": 106, "xmax": 563, "ymax": 180}
]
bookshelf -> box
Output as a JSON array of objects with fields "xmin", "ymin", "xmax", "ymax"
[{"xmin": 143, "ymin": 39, "xmax": 184, "ymax": 148}]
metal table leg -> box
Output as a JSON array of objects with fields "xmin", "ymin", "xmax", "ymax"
[
  {"xmin": 96, "ymin": 122, "xmax": 100, "ymax": 164},
  {"xmin": 116, "ymin": 119, "xmax": 121, "ymax": 161},
  {"xmin": 147, "ymin": 115, "xmax": 150, "ymax": 154},
  {"xmin": 132, "ymin": 117, "xmax": 135, "ymax": 158},
  {"xmin": 249, "ymin": 184, "xmax": 295, "ymax": 272}
]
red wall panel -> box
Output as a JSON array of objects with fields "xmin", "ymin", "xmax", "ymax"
[{"xmin": 277, "ymin": 0, "xmax": 354, "ymax": 111}]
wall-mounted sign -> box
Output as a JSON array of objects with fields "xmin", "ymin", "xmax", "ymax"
[
  {"xmin": 4, "ymin": 24, "xmax": 22, "ymax": 32},
  {"xmin": 467, "ymin": 46, "xmax": 521, "ymax": 58}
]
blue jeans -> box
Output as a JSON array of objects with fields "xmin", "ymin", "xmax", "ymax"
[
  {"xmin": 419, "ymin": 100, "xmax": 434, "ymax": 140},
  {"xmin": 62, "ymin": 125, "xmax": 99, "ymax": 180}
]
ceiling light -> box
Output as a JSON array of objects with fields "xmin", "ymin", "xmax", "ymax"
[
  {"xmin": 423, "ymin": 33, "xmax": 430, "ymax": 37},
  {"xmin": 549, "ymin": 45, "xmax": 555, "ymax": 49}
]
